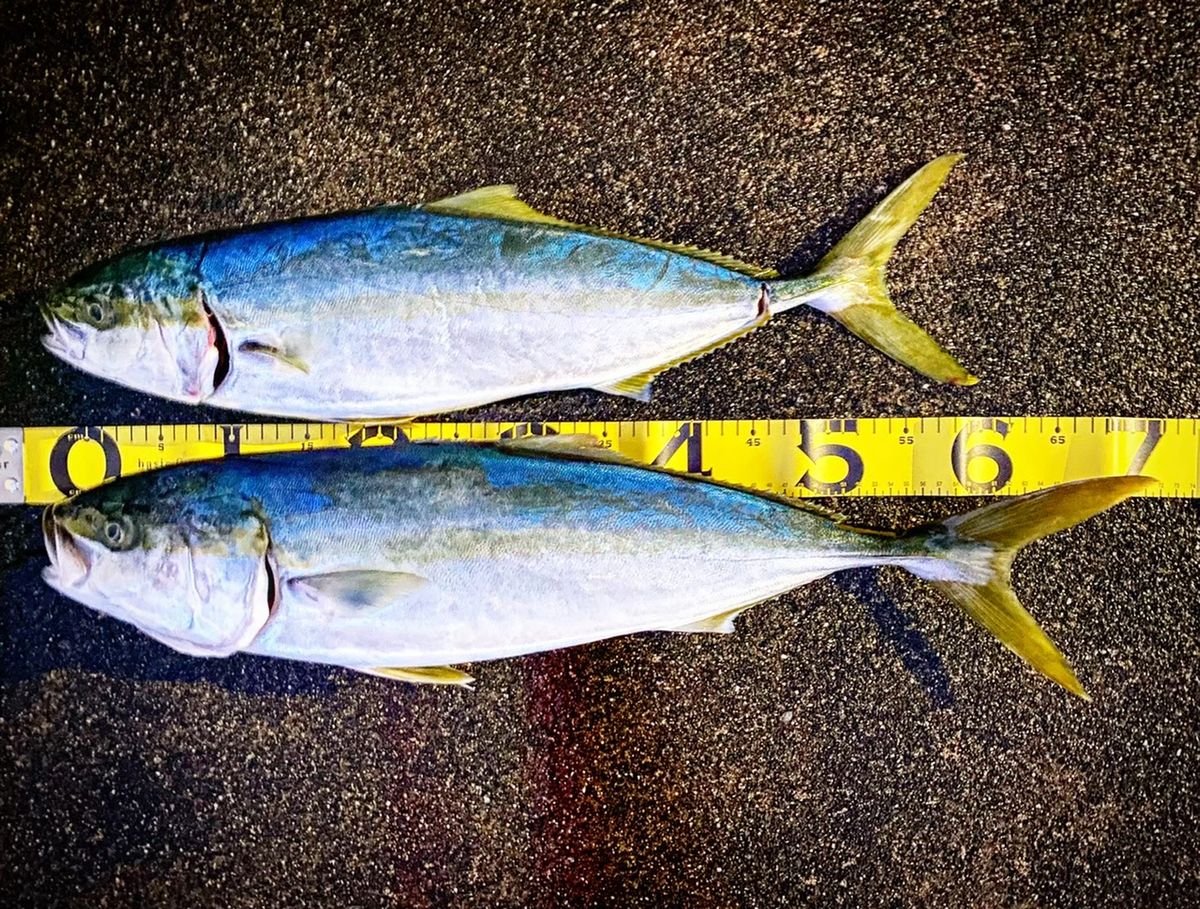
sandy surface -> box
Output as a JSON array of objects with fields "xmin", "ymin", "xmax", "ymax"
[{"xmin": 2, "ymin": 0, "xmax": 1198, "ymax": 905}]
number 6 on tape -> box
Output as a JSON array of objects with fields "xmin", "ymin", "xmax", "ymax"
[{"xmin": 4, "ymin": 418, "xmax": 1198, "ymax": 505}]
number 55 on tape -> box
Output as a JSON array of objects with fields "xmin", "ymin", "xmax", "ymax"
[{"xmin": 1, "ymin": 417, "xmax": 1196, "ymax": 505}]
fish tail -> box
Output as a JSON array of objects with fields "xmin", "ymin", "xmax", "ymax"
[
  {"xmin": 901, "ymin": 476, "xmax": 1153, "ymax": 698},
  {"xmin": 771, "ymin": 154, "xmax": 977, "ymax": 386}
]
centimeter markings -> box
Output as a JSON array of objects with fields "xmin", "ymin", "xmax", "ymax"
[{"xmin": 0, "ymin": 417, "xmax": 1196, "ymax": 506}]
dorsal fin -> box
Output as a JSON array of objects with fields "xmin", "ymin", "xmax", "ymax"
[
  {"xmin": 489, "ymin": 432, "xmax": 866, "ymax": 528},
  {"xmin": 495, "ymin": 433, "xmax": 630, "ymax": 462},
  {"xmin": 423, "ymin": 185, "xmax": 779, "ymax": 279},
  {"xmin": 424, "ymin": 185, "xmax": 574, "ymax": 228}
]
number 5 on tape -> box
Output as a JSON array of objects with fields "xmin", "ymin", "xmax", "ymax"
[{"xmin": 6, "ymin": 418, "xmax": 1199, "ymax": 504}]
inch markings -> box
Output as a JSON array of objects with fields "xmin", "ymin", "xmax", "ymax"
[{"xmin": 3, "ymin": 418, "xmax": 1197, "ymax": 505}]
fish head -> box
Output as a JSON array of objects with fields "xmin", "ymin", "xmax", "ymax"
[
  {"xmin": 40, "ymin": 249, "xmax": 225, "ymax": 403},
  {"xmin": 41, "ymin": 469, "xmax": 275, "ymax": 657}
]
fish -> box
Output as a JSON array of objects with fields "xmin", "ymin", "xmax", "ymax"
[
  {"xmin": 40, "ymin": 155, "xmax": 976, "ymax": 421},
  {"xmin": 40, "ymin": 435, "xmax": 1148, "ymax": 697}
]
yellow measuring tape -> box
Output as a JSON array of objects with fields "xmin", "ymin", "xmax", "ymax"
[{"xmin": 1, "ymin": 418, "xmax": 1196, "ymax": 505}]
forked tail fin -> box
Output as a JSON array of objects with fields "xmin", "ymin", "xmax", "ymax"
[
  {"xmin": 773, "ymin": 154, "xmax": 977, "ymax": 386},
  {"xmin": 910, "ymin": 476, "xmax": 1153, "ymax": 698}
]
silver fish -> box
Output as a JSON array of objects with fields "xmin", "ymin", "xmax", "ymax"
[
  {"xmin": 40, "ymin": 436, "xmax": 1148, "ymax": 697},
  {"xmin": 40, "ymin": 156, "xmax": 975, "ymax": 420}
]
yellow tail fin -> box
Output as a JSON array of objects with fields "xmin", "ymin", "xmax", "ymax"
[
  {"xmin": 916, "ymin": 476, "xmax": 1153, "ymax": 698},
  {"xmin": 775, "ymin": 154, "xmax": 977, "ymax": 385}
]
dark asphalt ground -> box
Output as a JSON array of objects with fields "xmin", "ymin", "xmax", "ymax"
[{"xmin": 2, "ymin": 1, "xmax": 1199, "ymax": 906}]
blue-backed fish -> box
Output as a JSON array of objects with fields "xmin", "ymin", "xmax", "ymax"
[
  {"xmin": 40, "ymin": 156, "xmax": 976, "ymax": 420},
  {"xmin": 40, "ymin": 436, "xmax": 1147, "ymax": 697}
]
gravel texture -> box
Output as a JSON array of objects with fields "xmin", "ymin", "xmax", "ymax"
[{"xmin": 2, "ymin": 1, "xmax": 1199, "ymax": 906}]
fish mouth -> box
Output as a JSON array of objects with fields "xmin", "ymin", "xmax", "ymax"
[
  {"xmin": 36, "ymin": 295, "xmax": 58, "ymax": 331},
  {"xmin": 42, "ymin": 506, "xmax": 91, "ymax": 589},
  {"xmin": 40, "ymin": 310, "xmax": 87, "ymax": 361}
]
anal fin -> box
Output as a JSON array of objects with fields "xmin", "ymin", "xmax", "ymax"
[
  {"xmin": 364, "ymin": 666, "xmax": 475, "ymax": 687},
  {"xmin": 670, "ymin": 605, "xmax": 753, "ymax": 635},
  {"xmin": 596, "ymin": 287, "xmax": 771, "ymax": 401},
  {"xmin": 595, "ymin": 374, "xmax": 657, "ymax": 402}
]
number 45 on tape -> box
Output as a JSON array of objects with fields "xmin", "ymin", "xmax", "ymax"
[{"xmin": 2, "ymin": 418, "xmax": 1197, "ymax": 505}]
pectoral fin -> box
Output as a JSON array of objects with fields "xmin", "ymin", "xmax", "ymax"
[
  {"xmin": 364, "ymin": 665, "xmax": 475, "ymax": 687},
  {"xmin": 669, "ymin": 605, "xmax": 752, "ymax": 634},
  {"xmin": 288, "ymin": 570, "xmax": 429, "ymax": 612},
  {"xmin": 238, "ymin": 338, "xmax": 310, "ymax": 373}
]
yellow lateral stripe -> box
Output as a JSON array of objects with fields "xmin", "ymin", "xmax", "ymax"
[{"xmin": 2, "ymin": 417, "xmax": 1197, "ymax": 505}]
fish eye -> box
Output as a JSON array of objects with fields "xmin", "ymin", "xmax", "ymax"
[
  {"xmin": 81, "ymin": 295, "xmax": 113, "ymax": 327},
  {"xmin": 100, "ymin": 515, "xmax": 135, "ymax": 549}
]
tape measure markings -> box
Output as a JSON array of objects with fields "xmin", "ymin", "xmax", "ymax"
[{"xmin": 3, "ymin": 418, "xmax": 1197, "ymax": 505}]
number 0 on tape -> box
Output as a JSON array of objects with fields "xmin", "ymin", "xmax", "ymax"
[{"xmin": 1, "ymin": 417, "xmax": 1196, "ymax": 505}]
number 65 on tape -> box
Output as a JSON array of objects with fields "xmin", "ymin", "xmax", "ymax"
[{"xmin": 1, "ymin": 417, "xmax": 1196, "ymax": 505}]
